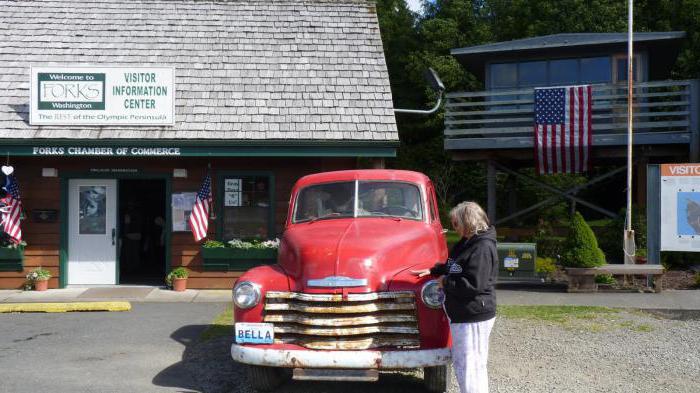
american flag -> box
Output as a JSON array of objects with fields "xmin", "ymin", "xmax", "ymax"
[
  {"xmin": 189, "ymin": 173, "xmax": 212, "ymax": 242},
  {"xmin": 534, "ymin": 85, "xmax": 592, "ymax": 175},
  {"xmin": 1, "ymin": 173, "xmax": 22, "ymax": 243}
]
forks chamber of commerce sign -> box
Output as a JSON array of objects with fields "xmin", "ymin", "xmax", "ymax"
[{"xmin": 30, "ymin": 66, "xmax": 174, "ymax": 125}]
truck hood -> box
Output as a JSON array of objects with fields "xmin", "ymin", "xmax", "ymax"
[{"xmin": 279, "ymin": 218, "xmax": 440, "ymax": 293}]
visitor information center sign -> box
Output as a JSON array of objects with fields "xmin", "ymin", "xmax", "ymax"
[
  {"xmin": 30, "ymin": 66, "xmax": 174, "ymax": 125},
  {"xmin": 660, "ymin": 163, "xmax": 700, "ymax": 251}
]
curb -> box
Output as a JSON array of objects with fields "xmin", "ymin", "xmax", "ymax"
[{"xmin": 0, "ymin": 301, "xmax": 131, "ymax": 313}]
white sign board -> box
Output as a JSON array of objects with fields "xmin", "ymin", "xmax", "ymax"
[
  {"xmin": 660, "ymin": 163, "xmax": 700, "ymax": 251},
  {"xmin": 172, "ymin": 192, "xmax": 196, "ymax": 232},
  {"xmin": 30, "ymin": 66, "xmax": 174, "ymax": 125}
]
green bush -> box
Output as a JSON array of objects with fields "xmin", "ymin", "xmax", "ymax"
[
  {"xmin": 529, "ymin": 218, "xmax": 566, "ymax": 258},
  {"xmin": 560, "ymin": 212, "xmax": 606, "ymax": 268},
  {"xmin": 596, "ymin": 208, "xmax": 646, "ymax": 264},
  {"xmin": 595, "ymin": 274, "xmax": 616, "ymax": 285},
  {"xmin": 535, "ymin": 257, "xmax": 557, "ymax": 276}
]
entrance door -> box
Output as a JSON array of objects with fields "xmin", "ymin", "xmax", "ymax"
[{"xmin": 68, "ymin": 179, "xmax": 117, "ymax": 285}]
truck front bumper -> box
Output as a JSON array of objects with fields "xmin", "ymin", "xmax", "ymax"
[{"xmin": 231, "ymin": 344, "xmax": 451, "ymax": 369}]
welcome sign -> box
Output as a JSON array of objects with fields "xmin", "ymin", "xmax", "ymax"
[{"xmin": 30, "ymin": 66, "xmax": 174, "ymax": 125}]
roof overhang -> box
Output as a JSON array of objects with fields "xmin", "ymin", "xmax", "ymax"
[
  {"xmin": 451, "ymin": 31, "xmax": 686, "ymax": 80},
  {"xmin": 1, "ymin": 139, "xmax": 398, "ymax": 158}
]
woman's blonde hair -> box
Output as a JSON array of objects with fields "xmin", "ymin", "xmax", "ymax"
[{"xmin": 450, "ymin": 201, "xmax": 490, "ymax": 237}]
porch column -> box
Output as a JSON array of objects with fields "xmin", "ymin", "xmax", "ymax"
[{"xmin": 487, "ymin": 160, "xmax": 496, "ymax": 223}]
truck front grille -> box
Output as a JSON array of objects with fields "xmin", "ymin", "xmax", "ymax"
[{"xmin": 263, "ymin": 291, "xmax": 420, "ymax": 350}]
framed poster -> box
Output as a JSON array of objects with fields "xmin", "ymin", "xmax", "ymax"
[{"xmin": 172, "ymin": 192, "xmax": 196, "ymax": 231}]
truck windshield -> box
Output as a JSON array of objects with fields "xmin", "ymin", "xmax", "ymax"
[{"xmin": 293, "ymin": 181, "xmax": 423, "ymax": 223}]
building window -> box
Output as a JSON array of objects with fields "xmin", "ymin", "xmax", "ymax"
[
  {"xmin": 580, "ymin": 56, "xmax": 612, "ymax": 83},
  {"xmin": 219, "ymin": 174, "xmax": 273, "ymax": 240},
  {"xmin": 489, "ymin": 56, "xmax": 613, "ymax": 89}
]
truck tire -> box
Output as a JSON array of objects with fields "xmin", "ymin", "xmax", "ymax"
[
  {"xmin": 423, "ymin": 365, "xmax": 448, "ymax": 393},
  {"xmin": 245, "ymin": 365, "xmax": 289, "ymax": 392}
]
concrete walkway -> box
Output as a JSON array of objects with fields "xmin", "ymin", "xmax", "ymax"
[{"xmin": 0, "ymin": 286, "xmax": 698, "ymax": 310}]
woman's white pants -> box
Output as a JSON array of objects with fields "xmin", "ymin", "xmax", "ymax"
[{"xmin": 450, "ymin": 317, "xmax": 496, "ymax": 393}]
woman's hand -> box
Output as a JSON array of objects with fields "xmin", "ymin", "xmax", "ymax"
[{"xmin": 410, "ymin": 269, "xmax": 431, "ymax": 278}]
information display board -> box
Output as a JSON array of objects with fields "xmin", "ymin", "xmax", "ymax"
[{"xmin": 660, "ymin": 163, "xmax": 700, "ymax": 251}]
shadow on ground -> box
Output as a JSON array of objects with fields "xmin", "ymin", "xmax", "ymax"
[
  {"xmin": 153, "ymin": 325, "xmax": 435, "ymax": 393},
  {"xmin": 496, "ymin": 282, "xmax": 568, "ymax": 292}
]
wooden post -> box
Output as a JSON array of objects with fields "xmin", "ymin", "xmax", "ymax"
[{"xmin": 487, "ymin": 160, "xmax": 496, "ymax": 223}]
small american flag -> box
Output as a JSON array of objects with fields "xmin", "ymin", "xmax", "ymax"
[
  {"xmin": 534, "ymin": 85, "xmax": 592, "ymax": 175},
  {"xmin": 1, "ymin": 173, "xmax": 22, "ymax": 243},
  {"xmin": 189, "ymin": 173, "xmax": 212, "ymax": 242}
]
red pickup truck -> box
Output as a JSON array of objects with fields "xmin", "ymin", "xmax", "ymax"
[{"xmin": 231, "ymin": 170, "xmax": 451, "ymax": 391}]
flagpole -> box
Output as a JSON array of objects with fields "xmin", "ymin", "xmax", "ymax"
[{"xmin": 624, "ymin": 0, "xmax": 636, "ymax": 264}]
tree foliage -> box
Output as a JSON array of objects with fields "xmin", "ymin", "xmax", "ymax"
[{"xmin": 375, "ymin": 0, "xmax": 700, "ymax": 217}]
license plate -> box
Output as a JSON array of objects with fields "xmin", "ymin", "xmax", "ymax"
[{"xmin": 235, "ymin": 322, "xmax": 274, "ymax": 344}]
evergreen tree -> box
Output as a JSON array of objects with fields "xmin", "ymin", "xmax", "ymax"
[{"xmin": 561, "ymin": 212, "xmax": 607, "ymax": 268}]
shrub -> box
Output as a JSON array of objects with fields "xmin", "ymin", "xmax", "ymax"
[
  {"xmin": 165, "ymin": 267, "xmax": 189, "ymax": 286},
  {"xmin": 535, "ymin": 257, "xmax": 557, "ymax": 276},
  {"xmin": 530, "ymin": 218, "xmax": 566, "ymax": 258},
  {"xmin": 560, "ymin": 212, "xmax": 606, "ymax": 268},
  {"xmin": 595, "ymin": 274, "xmax": 616, "ymax": 285},
  {"xmin": 596, "ymin": 208, "xmax": 646, "ymax": 264}
]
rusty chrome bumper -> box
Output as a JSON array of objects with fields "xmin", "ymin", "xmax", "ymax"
[{"xmin": 231, "ymin": 344, "xmax": 451, "ymax": 369}]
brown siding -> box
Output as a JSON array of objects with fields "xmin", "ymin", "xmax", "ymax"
[{"xmin": 0, "ymin": 156, "xmax": 357, "ymax": 289}]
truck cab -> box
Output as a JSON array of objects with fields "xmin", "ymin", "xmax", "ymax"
[{"xmin": 231, "ymin": 169, "xmax": 451, "ymax": 391}]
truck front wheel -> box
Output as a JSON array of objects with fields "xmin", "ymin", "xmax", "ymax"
[
  {"xmin": 423, "ymin": 365, "xmax": 448, "ymax": 393},
  {"xmin": 245, "ymin": 365, "xmax": 290, "ymax": 392}
]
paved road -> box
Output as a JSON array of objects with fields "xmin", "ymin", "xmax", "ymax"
[{"xmin": 0, "ymin": 303, "xmax": 224, "ymax": 393}]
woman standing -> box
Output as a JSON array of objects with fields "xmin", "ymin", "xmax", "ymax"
[{"xmin": 413, "ymin": 201, "xmax": 498, "ymax": 393}]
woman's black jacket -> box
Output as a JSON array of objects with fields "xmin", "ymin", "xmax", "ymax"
[{"xmin": 430, "ymin": 226, "xmax": 498, "ymax": 323}]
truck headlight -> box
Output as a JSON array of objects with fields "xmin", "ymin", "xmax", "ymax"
[
  {"xmin": 421, "ymin": 280, "xmax": 443, "ymax": 309},
  {"xmin": 233, "ymin": 281, "xmax": 261, "ymax": 309}
]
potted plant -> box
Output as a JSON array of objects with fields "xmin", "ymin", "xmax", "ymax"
[
  {"xmin": 201, "ymin": 238, "xmax": 279, "ymax": 271},
  {"xmin": 166, "ymin": 267, "xmax": 189, "ymax": 291},
  {"xmin": 26, "ymin": 267, "xmax": 51, "ymax": 291}
]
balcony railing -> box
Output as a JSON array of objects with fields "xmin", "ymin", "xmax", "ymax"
[{"xmin": 444, "ymin": 80, "xmax": 699, "ymax": 150}]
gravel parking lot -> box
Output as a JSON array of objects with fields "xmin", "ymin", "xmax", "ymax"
[{"xmin": 190, "ymin": 307, "xmax": 700, "ymax": 393}]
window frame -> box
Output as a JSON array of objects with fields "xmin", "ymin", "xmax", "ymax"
[{"xmin": 216, "ymin": 171, "xmax": 276, "ymax": 241}]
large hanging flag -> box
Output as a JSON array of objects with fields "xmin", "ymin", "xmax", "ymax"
[
  {"xmin": 0, "ymin": 167, "xmax": 22, "ymax": 243},
  {"xmin": 189, "ymin": 173, "xmax": 212, "ymax": 242},
  {"xmin": 534, "ymin": 85, "xmax": 593, "ymax": 175}
]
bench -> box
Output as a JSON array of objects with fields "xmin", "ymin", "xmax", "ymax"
[{"xmin": 565, "ymin": 264, "xmax": 665, "ymax": 293}]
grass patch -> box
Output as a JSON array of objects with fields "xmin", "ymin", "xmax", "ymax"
[
  {"xmin": 200, "ymin": 305, "xmax": 234, "ymax": 342},
  {"xmin": 498, "ymin": 305, "xmax": 618, "ymax": 323}
]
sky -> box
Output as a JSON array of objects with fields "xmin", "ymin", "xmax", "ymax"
[{"xmin": 405, "ymin": 0, "xmax": 422, "ymax": 13}]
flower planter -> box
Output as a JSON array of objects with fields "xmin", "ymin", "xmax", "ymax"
[
  {"xmin": 34, "ymin": 279, "xmax": 49, "ymax": 291},
  {"xmin": 0, "ymin": 246, "xmax": 24, "ymax": 272},
  {"xmin": 172, "ymin": 277, "xmax": 187, "ymax": 292},
  {"xmin": 201, "ymin": 247, "xmax": 277, "ymax": 271}
]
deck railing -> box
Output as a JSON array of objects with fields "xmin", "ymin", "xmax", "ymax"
[{"xmin": 444, "ymin": 80, "xmax": 699, "ymax": 150}]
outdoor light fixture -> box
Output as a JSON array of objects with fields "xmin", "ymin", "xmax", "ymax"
[
  {"xmin": 394, "ymin": 67, "xmax": 445, "ymax": 115},
  {"xmin": 41, "ymin": 168, "xmax": 58, "ymax": 177},
  {"xmin": 173, "ymin": 168, "xmax": 187, "ymax": 178}
]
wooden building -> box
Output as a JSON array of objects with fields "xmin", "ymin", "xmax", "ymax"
[
  {"xmin": 0, "ymin": 0, "xmax": 397, "ymax": 289},
  {"xmin": 443, "ymin": 32, "xmax": 699, "ymax": 228}
]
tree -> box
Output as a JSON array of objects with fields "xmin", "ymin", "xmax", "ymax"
[{"xmin": 560, "ymin": 212, "xmax": 606, "ymax": 268}]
